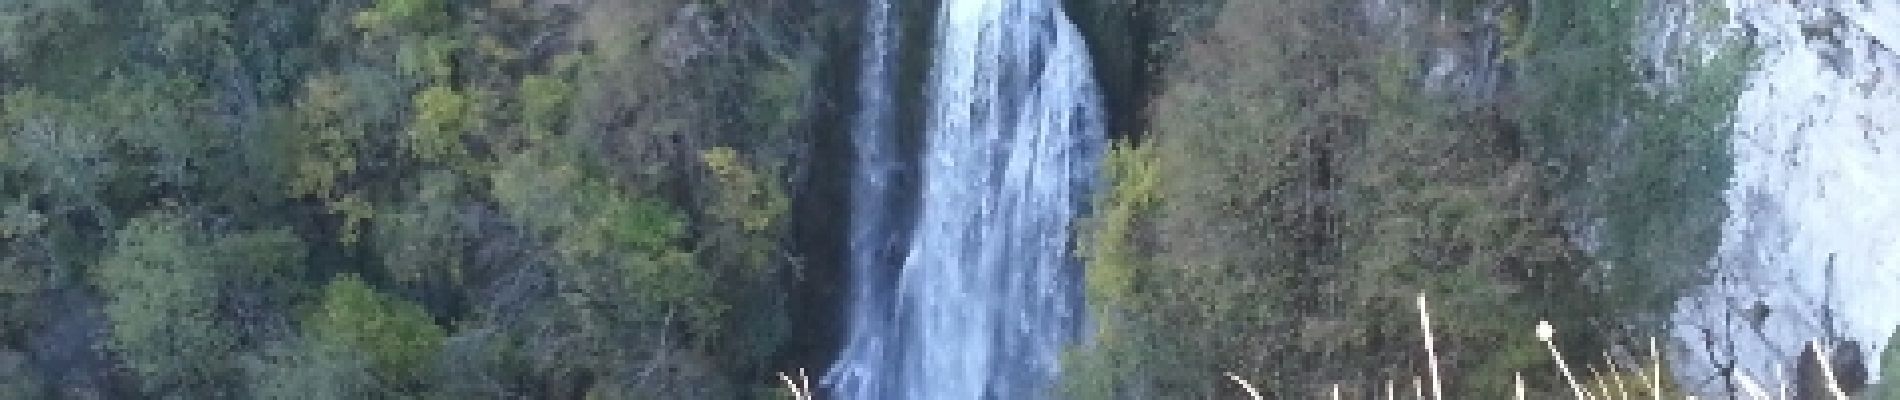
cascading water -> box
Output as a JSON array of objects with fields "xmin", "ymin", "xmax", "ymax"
[
  {"xmin": 1672, "ymin": 0, "xmax": 1900, "ymax": 389},
  {"xmin": 828, "ymin": 0, "xmax": 1105, "ymax": 398},
  {"xmin": 829, "ymin": 0, "xmax": 904, "ymax": 398}
]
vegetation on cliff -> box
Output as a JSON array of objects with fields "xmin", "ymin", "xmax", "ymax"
[
  {"xmin": 0, "ymin": 0, "xmax": 1823, "ymax": 398},
  {"xmin": 1061, "ymin": 0, "xmax": 1749, "ymax": 397},
  {"xmin": 0, "ymin": 0, "xmax": 843, "ymax": 397}
]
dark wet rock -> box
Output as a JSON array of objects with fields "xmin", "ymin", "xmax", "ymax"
[{"xmin": 1794, "ymin": 341, "xmax": 1867, "ymax": 400}]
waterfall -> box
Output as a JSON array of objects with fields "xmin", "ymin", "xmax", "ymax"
[
  {"xmin": 829, "ymin": 0, "xmax": 903, "ymax": 398},
  {"xmin": 1673, "ymin": 0, "xmax": 1900, "ymax": 388},
  {"xmin": 829, "ymin": 0, "xmax": 1105, "ymax": 398}
]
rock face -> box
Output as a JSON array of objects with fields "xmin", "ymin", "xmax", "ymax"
[
  {"xmin": 1670, "ymin": 0, "xmax": 1900, "ymax": 392},
  {"xmin": 660, "ymin": 4, "xmax": 730, "ymax": 70},
  {"xmin": 1794, "ymin": 341, "xmax": 1867, "ymax": 400}
]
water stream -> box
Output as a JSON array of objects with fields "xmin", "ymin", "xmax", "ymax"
[
  {"xmin": 828, "ymin": 0, "xmax": 1105, "ymax": 398},
  {"xmin": 828, "ymin": 0, "xmax": 904, "ymax": 397}
]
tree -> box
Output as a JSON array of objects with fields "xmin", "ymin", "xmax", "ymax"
[
  {"xmin": 371, "ymin": 170, "xmax": 473, "ymax": 312},
  {"xmin": 353, "ymin": 0, "xmax": 449, "ymax": 36},
  {"xmin": 407, "ymin": 85, "xmax": 480, "ymax": 170},
  {"xmin": 94, "ymin": 214, "xmax": 230, "ymax": 396},
  {"xmin": 1065, "ymin": 1, "xmax": 1614, "ymax": 397},
  {"xmin": 244, "ymin": 339, "xmax": 378, "ymax": 400},
  {"xmin": 1, "ymin": 0, "xmax": 839, "ymax": 397},
  {"xmin": 1, "ymin": 90, "xmax": 116, "ymax": 216},
  {"xmin": 306, "ymin": 274, "xmax": 446, "ymax": 391},
  {"xmin": 282, "ymin": 70, "xmax": 407, "ymax": 243},
  {"xmin": 0, "ymin": 0, "xmax": 117, "ymax": 93},
  {"xmin": 696, "ymin": 147, "xmax": 791, "ymax": 373},
  {"xmin": 517, "ymin": 75, "xmax": 573, "ymax": 142},
  {"xmin": 0, "ymin": 350, "xmax": 42, "ymax": 400},
  {"xmin": 95, "ymin": 212, "xmax": 307, "ymax": 396},
  {"xmin": 0, "ymin": 199, "xmax": 53, "ymax": 345}
]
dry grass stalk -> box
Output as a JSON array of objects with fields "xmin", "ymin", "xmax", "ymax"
[
  {"xmin": 1588, "ymin": 362, "xmax": 1610, "ymax": 400},
  {"xmin": 1204, "ymin": 304, "xmax": 1866, "ymax": 400},
  {"xmin": 1605, "ymin": 354, "xmax": 1630, "ymax": 400},
  {"xmin": 777, "ymin": 368, "xmax": 813, "ymax": 400},
  {"xmin": 1227, "ymin": 372, "xmax": 1263, "ymax": 400},
  {"xmin": 1515, "ymin": 372, "xmax": 1527, "ymax": 400},
  {"xmin": 1418, "ymin": 295, "xmax": 1444, "ymax": 400},
  {"xmin": 1735, "ymin": 373, "xmax": 1770, "ymax": 400},
  {"xmin": 1811, "ymin": 341, "xmax": 1850, "ymax": 400},
  {"xmin": 1538, "ymin": 320, "xmax": 1592, "ymax": 399},
  {"xmin": 1649, "ymin": 338, "xmax": 1664, "ymax": 400}
]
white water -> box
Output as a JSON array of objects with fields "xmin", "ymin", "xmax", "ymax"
[
  {"xmin": 1671, "ymin": 0, "xmax": 1900, "ymax": 390},
  {"xmin": 828, "ymin": 0, "xmax": 1105, "ymax": 398},
  {"xmin": 828, "ymin": 0, "xmax": 904, "ymax": 398}
]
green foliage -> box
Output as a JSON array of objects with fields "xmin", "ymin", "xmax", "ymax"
[
  {"xmin": 244, "ymin": 340, "xmax": 378, "ymax": 400},
  {"xmin": 0, "ymin": 201, "xmax": 51, "ymax": 343},
  {"xmin": 1081, "ymin": 141, "xmax": 1159, "ymax": 311},
  {"xmin": 286, "ymin": 75, "xmax": 366, "ymax": 202},
  {"xmin": 408, "ymin": 85, "xmax": 477, "ymax": 167},
  {"xmin": 488, "ymin": 145, "xmax": 743, "ymax": 394},
  {"xmin": 746, "ymin": 59, "xmax": 812, "ymax": 146},
  {"xmin": 0, "ymin": 351, "xmax": 42, "ymax": 400},
  {"xmin": 283, "ymin": 70, "xmax": 408, "ymax": 243},
  {"xmin": 1065, "ymin": 1, "xmax": 1625, "ymax": 397},
  {"xmin": 308, "ymin": 274, "xmax": 445, "ymax": 388},
  {"xmin": 371, "ymin": 171, "xmax": 466, "ymax": 284},
  {"xmin": 1514, "ymin": 0, "xmax": 1749, "ymax": 315},
  {"xmin": 0, "ymin": 0, "xmax": 1758, "ymax": 397},
  {"xmin": 565, "ymin": 0, "xmax": 701, "ymax": 186},
  {"xmin": 492, "ymin": 142, "xmax": 718, "ymax": 325},
  {"xmin": 0, "ymin": 1, "xmax": 100, "ymax": 59},
  {"xmin": 701, "ymin": 147, "xmax": 789, "ymax": 240},
  {"xmin": 1876, "ymin": 330, "xmax": 1900, "ymax": 399},
  {"xmin": 96, "ymin": 213, "xmax": 306, "ymax": 396},
  {"xmin": 140, "ymin": 0, "xmax": 237, "ymax": 68},
  {"xmin": 1, "ymin": 90, "xmax": 116, "ymax": 213},
  {"xmin": 353, "ymin": 0, "xmax": 449, "ymax": 35},
  {"xmin": 0, "ymin": 0, "xmax": 116, "ymax": 92},
  {"xmin": 518, "ymin": 74, "xmax": 575, "ymax": 141},
  {"xmin": 696, "ymin": 146, "xmax": 793, "ymax": 372},
  {"xmin": 492, "ymin": 149, "xmax": 686, "ymax": 259},
  {"xmin": 95, "ymin": 214, "xmax": 230, "ymax": 394},
  {"xmin": 3, "ymin": 74, "xmax": 283, "ymax": 221},
  {"xmin": 0, "ymin": 0, "xmax": 836, "ymax": 396},
  {"xmin": 401, "ymin": 36, "xmax": 464, "ymax": 84}
]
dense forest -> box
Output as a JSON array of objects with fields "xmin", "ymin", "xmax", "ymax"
[
  {"xmin": 0, "ymin": 0, "xmax": 1895, "ymax": 399},
  {"xmin": 0, "ymin": 0, "xmax": 844, "ymax": 397},
  {"xmin": 1064, "ymin": 0, "xmax": 1745, "ymax": 397}
]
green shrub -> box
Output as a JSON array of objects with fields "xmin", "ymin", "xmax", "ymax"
[{"xmin": 308, "ymin": 274, "xmax": 446, "ymax": 388}]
